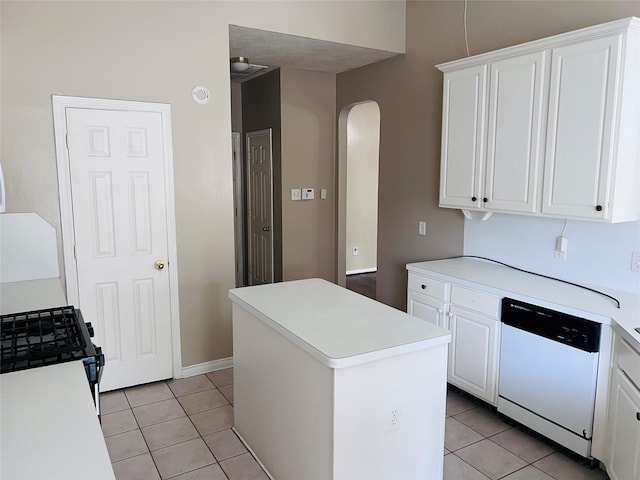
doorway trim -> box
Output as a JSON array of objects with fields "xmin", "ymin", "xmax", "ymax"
[
  {"xmin": 51, "ymin": 95, "xmax": 183, "ymax": 378},
  {"xmin": 232, "ymin": 131, "xmax": 245, "ymax": 287}
]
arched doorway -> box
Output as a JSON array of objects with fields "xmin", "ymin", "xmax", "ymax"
[{"xmin": 337, "ymin": 101, "xmax": 380, "ymax": 299}]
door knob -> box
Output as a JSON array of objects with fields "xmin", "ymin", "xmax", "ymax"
[
  {"xmin": 262, "ymin": 226, "xmax": 270, "ymax": 232},
  {"xmin": 155, "ymin": 261, "xmax": 165, "ymax": 270}
]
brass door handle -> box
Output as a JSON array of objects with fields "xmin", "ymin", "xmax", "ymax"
[{"xmin": 155, "ymin": 261, "xmax": 165, "ymax": 270}]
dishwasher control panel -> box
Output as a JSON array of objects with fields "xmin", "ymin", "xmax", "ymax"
[{"xmin": 501, "ymin": 298, "xmax": 601, "ymax": 353}]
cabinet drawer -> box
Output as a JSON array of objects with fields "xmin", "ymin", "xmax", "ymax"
[
  {"xmin": 450, "ymin": 285, "xmax": 499, "ymax": 318},
  {"xmin": 618, "ymin": 338, "xmax": 640, "ymax": 390},
  {"xmin": 407, "ymin": 274, "xmax": 450, "ymax": 301}
]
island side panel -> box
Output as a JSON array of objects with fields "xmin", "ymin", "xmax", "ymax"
[
  {"xmin": 333, "ymin": 344, "xmax": 448, "ymax": 479},
  {"xmin": 232, "ymin": 304, "xmax": 335, "ymax": 479}
]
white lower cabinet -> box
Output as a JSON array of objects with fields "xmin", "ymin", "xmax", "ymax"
[
  {"xmin": 406, "ymin": 273, "xmax": 500, "ymax": 405},
  {"xmin": 407, "ymin": 292, "xmax": 448, "ymax": 329},
  {"xmin": 448, "ymin": 305, "xmax": 500, "ymax": 405},
  {"xmin": 606, "ymin": 337, "xmax": 640, "ymax": 480}
]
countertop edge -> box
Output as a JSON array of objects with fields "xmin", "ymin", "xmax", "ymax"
[{"xmin": 407, "ymin": 259, "xmax": 640, "ymax": 346}]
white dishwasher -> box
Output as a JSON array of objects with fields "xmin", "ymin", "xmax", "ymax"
[{"xmin": 498, "ymin": 298, "xmax": 601, "ymax": 460}]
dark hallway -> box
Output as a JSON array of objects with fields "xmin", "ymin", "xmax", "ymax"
[{"xmin": 345, "ymin": 272, "xmax": 376, "ymax": 300}]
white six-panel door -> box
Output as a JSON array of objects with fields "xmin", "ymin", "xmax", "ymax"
[{"xmin": 62, "ymin": 105, "xmax": 177, "ymax": 391}]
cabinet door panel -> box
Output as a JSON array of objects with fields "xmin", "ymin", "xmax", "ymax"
[
  {"xmin": 607, "ymin": 370, "xmax": 640, "ymax": 480},
  {"xmin": 448, "ymin": 306, "xmax": 499, "ymax": 404},
  {"xmin": 543, "ymin": 35, "xmax": 621, "ymax": 219},
  {"xmin": 440, "ymin": 66, "xmax": 487, "ymax": 208},
  {"xmin": 407, "ymin": 292, "xmax": 448, "ymax": 329},
  {"xmin": 485, "ymin": 51, "xmax": 546, "ymax": 213}
]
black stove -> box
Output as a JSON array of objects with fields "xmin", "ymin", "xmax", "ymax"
[{"xmin": 1, "ymin": 306, "xmax": 105, "ymax": 413}]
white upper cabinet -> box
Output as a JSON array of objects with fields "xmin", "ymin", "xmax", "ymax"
[
  {"xmin": 485, "ymin": 51, "xmax": 546, "ymax": 213},
  {"xmin": 439, "ymin": 65, "xmax": 487, "ymax": 209},
  {"xmin": 543, "ymin": 35, "xmax": 631, "ymax": 221},
  {"xmin": 437, "ymin": 17, "xmax": 640, "ymax": 223}
]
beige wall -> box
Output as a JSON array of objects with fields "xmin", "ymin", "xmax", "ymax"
[
  {"xmin": 231, "ymin": 83, "xmax": 242, "ymax": 134},
  {"xmin": 337, "ymin": 0, "xmax": 640, "ymax": 310},
  {"xmin": 280, "ymin": 68, "xmax": 336, "ymax": 282},
  {"xmin": 346, "ymin": 102, "xmax": 380, "ymax": 273},
  {"xmin": 0, "ymin": 1, "xmax": 405, "ymax": 368}
]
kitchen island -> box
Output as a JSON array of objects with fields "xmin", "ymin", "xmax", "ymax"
[
  {"xmin": 229, "ymin": 278, "xmax": 450, "ymax": 480},
  {"xmin": 0, "ymin": 361, "xmax": 114, "ymax": 479}
]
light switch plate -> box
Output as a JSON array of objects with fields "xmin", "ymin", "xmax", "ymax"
[
  {"xmin": 302, "ymin": 188, "xmax": 314, "ymax": 200},
  {"xmin": 291, "ymin": 189, "xmax": 302, "ymax": 201},
  {"xmin": 320, "ymin": 188, "xmax": 327, "ymax": 200}
]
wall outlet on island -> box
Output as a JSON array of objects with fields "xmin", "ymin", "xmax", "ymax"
[{"xmin": 385, "ymin": 405, "xmax": 401, "ymax": 432}]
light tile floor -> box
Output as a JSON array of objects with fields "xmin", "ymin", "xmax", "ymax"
[
  {"xmin": 101, "ymin": 370, "xmax": 609, "ymax": 480},
  {"xmin": 444, "ymin": 390, "xmax": 609, "ymax": 480}
]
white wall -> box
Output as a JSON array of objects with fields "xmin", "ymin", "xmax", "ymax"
[
  {"xmin": 464, "ymin": 214, "xmax": 640, "ymax": 294},
  {"xmin": 346, "ymin": 102, "xmax": 380, "ymax": 273}
]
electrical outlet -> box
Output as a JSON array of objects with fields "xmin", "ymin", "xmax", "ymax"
[
  {"xmin": 632, "ymin": 251, "xmax": 640, "ymax": 272},
  {"xmin": 385, "ymin": 405, "xmax": 401, "ymax": 432},
  {"xmin": 418, "ymin": 221, "xmax": 427, "ymax": 236},
  {"xmin": 353, "ymin": 247, "xmax": 359, "ymax": 256},
  {"xmin": 554, "ymin": 236, "xmax": 567, "ymax": 260}
]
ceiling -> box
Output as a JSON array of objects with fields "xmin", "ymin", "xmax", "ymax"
[{"xmin": 229, "ymin": 25, "xmax": 401, "ymax": 82}]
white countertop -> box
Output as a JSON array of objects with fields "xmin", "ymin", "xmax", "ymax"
[
  {"xmin": 0, "ymin": 278, "xmax": 66, "ymax": 315},
  {"xmin": 229, "ymin": 278, "xmax": 450, "ymax": 368},
  {"xmin": 407, "ymin": 258, "xmax": 640, "ymax": 345},
  {"xmin": 0, "ymin": 361, "xmax": 115, "ymax": 480}
]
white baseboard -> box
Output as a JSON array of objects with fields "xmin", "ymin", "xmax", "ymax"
[
  {"xmin": 181, "ymin": 357, "xmax": 233, "ymax": 378},
  {"xmin": 346, "ymin": 268, "xmax": 377, "ymax": 275}
]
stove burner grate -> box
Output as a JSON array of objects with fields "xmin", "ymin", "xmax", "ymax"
[{"xmin": 0, "ymin": 306, "xmax": 93, "ymax": 373}]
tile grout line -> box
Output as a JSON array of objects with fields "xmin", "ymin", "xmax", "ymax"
[{"xmin": 108, "ymin": 380, "xmax": 242, "ymax": 479}]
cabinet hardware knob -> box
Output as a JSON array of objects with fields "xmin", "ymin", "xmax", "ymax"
[
  {"xmin": 596, "ymin": 205, "xmax": 603, "ymax": 212},
  {"xmin": 471, "ymin": 196, "xmax": 477, "ymax": 202},
  {"xmin": 637, "ymin": 412, "xmax": 640, "ymax": 421},
  {"xmin": 421, "ymin": 284, "xmax": 427, "ymax": 290},
  {"xmin": 483, "ymin": 197, "xmax": 488, "ymax": 203}
]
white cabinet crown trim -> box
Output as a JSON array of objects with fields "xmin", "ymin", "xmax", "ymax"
[{"xmin": 436, "ymin": 17, "xmax": 639, "ymax": 72}]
